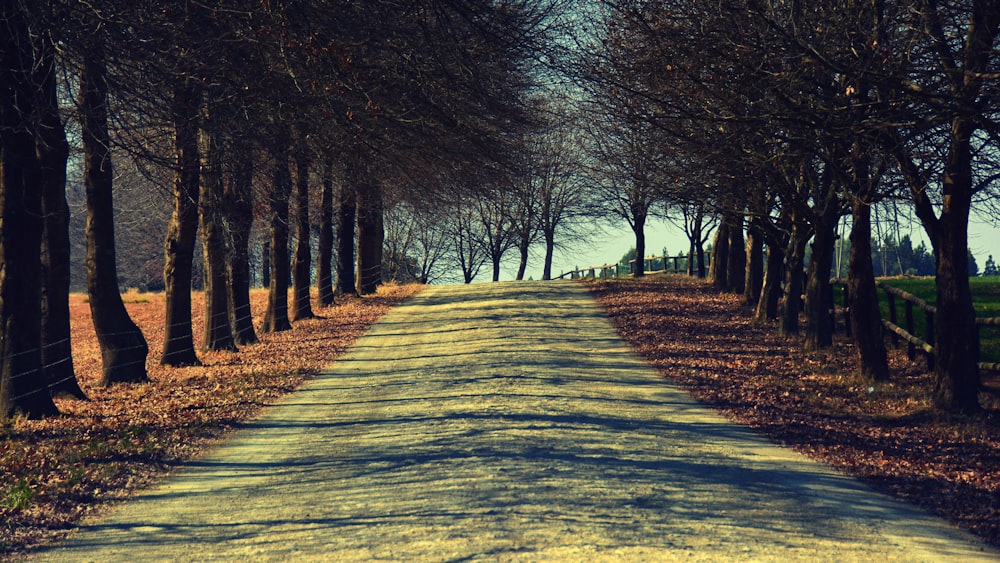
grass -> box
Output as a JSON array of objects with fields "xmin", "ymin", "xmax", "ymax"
[
  {"xmin": 874, "ymin": 276, "xmax": 1000, "ymax": 364},
  {"xmin": 2, "ymin": 480, "xmax": 32, "ymax": 511}
]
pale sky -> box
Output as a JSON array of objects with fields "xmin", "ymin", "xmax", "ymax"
[{"xmin": 502, "ymin": 215, "xmax": 1000, "ymax": 282}]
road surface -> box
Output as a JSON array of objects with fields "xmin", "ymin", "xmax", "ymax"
[{"xmin": 31, "ymin": 282, "xmax": 997, "ymax": 561}]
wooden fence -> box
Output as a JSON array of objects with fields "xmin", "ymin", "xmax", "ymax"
[
  {"xmin": 830, "ymin": 279, "xmax": 1000, "ymax": 372},
  {"xmin": 558, "ymin": 254, "xmax": 696, "ymax": 280}
]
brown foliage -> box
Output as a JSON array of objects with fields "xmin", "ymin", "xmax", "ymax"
[
  {"xmin": 585, "ymin": 275, "xmax": 1000, "ymax": 548},
  {"xmin": 0, "ymin": 284, "xmax": 421, "ymax": 558}
]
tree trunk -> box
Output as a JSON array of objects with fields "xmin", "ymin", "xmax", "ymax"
[
  {"xmin": 632, "ymin": 212, "xmax": 647, "ymax": 277},
  {"xmin": 317, "ymin": 155, "xmax": 336, "ymax": 305},
  {"xmin": 336, "ymin": 177, "xmax": 357, "ymax": 295},
  {"xmin": 743, "ymin": 216, "xmax": 764, "ymax": 306},
  {"xmin": 515, "ymin": 237, "xmax": 530, "ymax": 280},
  {"xmin": 292, "ymin": 136, "xmax": 314, "ymax": 320},
  {"xmin": 261, "ymin": 135, "xmax": 293, "ymax": 333},
  {"xmin": 709, "ymin": 220, "xmax": 730, "ymax": 289},
  {"xmin": 224, "ymin": 155, "xmax": 258, "ymax": 346},
  {"xmin": 804, "ymin": 220, "xmax": 837, "ymax": 351},
  {"xmin": 779, "ymin": 221, "xmax": 808, "ymax": 337},
  {"xmin": 0, "ymin": 3, "xmax": 60, "ymax": 419},
  {"xmin": 726, "ymin": 214, "xmax": 746, "ymax": 294},
  {"xmin": 542, "ymin": 229, "xmax": 555, "ymax": 281},
  {"xmin": 847, "ymin": 196, "xmax": 889, "ymax": 382},
  {"xmin": 356, "ymin": 173, "xmax": 383, "ymax": 295},
  {"xmin": 930, "ymin": 118, "xmax": 980, "ymax": 413},
  {"xmin": 79, "ymin": 38, "xmax": 149, "ymax": 386},
  {"xmin": 161, "ymin": 78, "xmax": 202, "ymax": 366},
  {"xmin": 696, "ymin": 239, "xmax": 707, "ymax": 278},
  {"xmin": 754, "ymin": 240, "xmax": 785, "ymax": 324},
  {"xmin": 200, "ymin": 123, "xmax": 236, "ymax": 352},
  {"xmin": 35, "ymin": 36, "xmax": 86, "ymax": 400}
]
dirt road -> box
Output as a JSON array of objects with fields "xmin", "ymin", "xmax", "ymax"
[{"xmin": 31, "ymin": 282, "xmax": 997, "ymax": 561}]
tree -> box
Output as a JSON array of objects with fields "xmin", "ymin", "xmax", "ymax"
[
  {"xmin": 878, "ymin": 1, "xmax": 1000, "ymax": 412},
  {"xmin": 532, "ymin": 103, "xmax": 594, "ymax": 280},
  {"xmin": 160, "ymin": 76, "xmax": 202, "ymax": 366},
  {"xmin": 317, "ymin": 154, "xmax": 337, "ymax": 305},
  {"xmin": 354, "ymin": 155, "xmax": 384, "ymax": 296},
  {"xmin": 261, "ymin": 130, "xmax": 293, "ymax": 333},
  {"xmin": 668, "ymin": 202, "xmax": 716, "ymax": 279},
  {"xmin": 2, "ymin": 0, "xmax": 556, "ymax": 406},
  {"xmin": 450, "ymin": 197, "xmax": 489, "ymax": 284},
  {"xmin": 583, "ymin": 1, "xmax": 885, "ymax": 362},
  {"xmin": 156, "ymin": 0, "xmax": 213, "ymax": 366},
  {"xmin": 985, "ymin": 255, "xmax": 998, "ymax": 276},
  {"xmin": 291, "ymin": 129, "xmax": 314, "ymax": 319},
  {"xmin": 511, "ymin": 176, "xmax": 540, "ymax": 281},
  {"xmin": 0, "ymin": 0, "xmax": 61, "ymax": 419},
  {"xmin": 585, "ymin": 112, "xmax": 662, "ymax": 278},
  {"xmin": 78, "ymin": 24, "xmax": 149, "ymax": 386},
  {"xmin": 35, "ymin": 21, "xmax": 86, "ymax": 400},
  {"xmin": 476, "ymin": 185, "xmax": 520, "ymax": 282},
  {"xmin": 222, "ymin": 141, "xmax": 259, "ymax": 346},
  {"xmin": 335, "ymin": 176, "xmax": 357, "ymax": 295},
  {"xmin": 199, "ymin": 100, "xmax": 237, "ymax": 352},
  {"xmin": 383, "ymin": 199, "xmax": 451, "ymax": 284}
]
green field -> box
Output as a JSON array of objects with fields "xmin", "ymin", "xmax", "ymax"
[{"xmin": 874, "ymin": 277, "xmax": 1000, "ymax": 364}]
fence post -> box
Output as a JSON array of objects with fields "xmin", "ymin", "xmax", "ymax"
[
  {"xmin": 905, "ymin": 300, "xmax": 916, "ymax": 361},
  {"xmin": 886, "ymin": 290, "xmax": 899, "ymax": 347}
]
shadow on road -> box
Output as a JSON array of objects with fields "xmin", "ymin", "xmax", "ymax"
[{"xmin": 32, "ymin": 281, "xmax": 997, "ymax": 562}]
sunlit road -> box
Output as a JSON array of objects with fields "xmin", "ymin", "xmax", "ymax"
[{"xmin": 32, "ymin": 282, "xmax": 997, "ymax": 561}]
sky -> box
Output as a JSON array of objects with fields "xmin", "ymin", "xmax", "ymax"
[
  {"xmin": 500, "ymin": 214, "xmax": 1000, "ymax": 282},
  {"xmin": 500, "ymin": 217, "xmax": 692, "ymax": 282}
]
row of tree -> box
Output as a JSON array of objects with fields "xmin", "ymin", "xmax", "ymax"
[
  {"xmin": 61, "ymin": 98, "xmax": 599, "ymax": 291},
  {"xmin": 380, "ymin": 101, "xmax": 597, "ymax": 284},
  {"xmin": 0, "ymin": 0, "xmax": 558, "ymax": 421},
  {"xmin": 578, "ymin": 1, "xmax": 1000, "ymax": 414},
  {"xmin": 6, "ymin": 0, "xmax": 996, "ymax": 420}
]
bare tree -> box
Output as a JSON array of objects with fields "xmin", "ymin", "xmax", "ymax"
[
  {"xmin": 0, "ymin": 0, "xmax": 60, "ymax": 419},
  {"xmin": 35, "ymin": 22, "xmax": 87, "ymax": 400},
  {"xmin": 879, "ymin": 1, "xmax": 1000, "ymax": 412},
  {"xmin": 584, "ymin": 111, "xmax": 662, "ymax": 277},
  {"xmin": 199, "ymin": 99, "xmax": 237, "ymax": 352},
  {"xmin": 223, "ymin": 141, "xmax": 259, "ymax": 345},
  {"xmin": 335, "ymin": 176, "xmax": 357, "ymax": 295},
  {"xmin": 78, "ymin": 26, "xmax": 149, "ymax": 385},
  {"xmin": 475, "ymin": 186, "xmax": 521, "ymax": 282},
  {"xmin": 261, "ymin": 129, "xmax": 293, "ymax": 333},
  {"xmin": 523, "ymin": 103, "xmax": 595, "ymax": 280},
  {"xmin": 450, "ymin": 197, "xmax": 489, "ymax": 284},
  {"xmin": 317, "ymin": 153, "xmax": 337, "ymax": 305},
  {"xmin": 291, "ymin": 129, "xmax": 314, "ymax": 319}
]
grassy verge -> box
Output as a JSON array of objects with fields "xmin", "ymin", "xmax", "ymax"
[{"xmin": 876, "ymin": 276, "xmax": 1000, "ymax": 363}]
